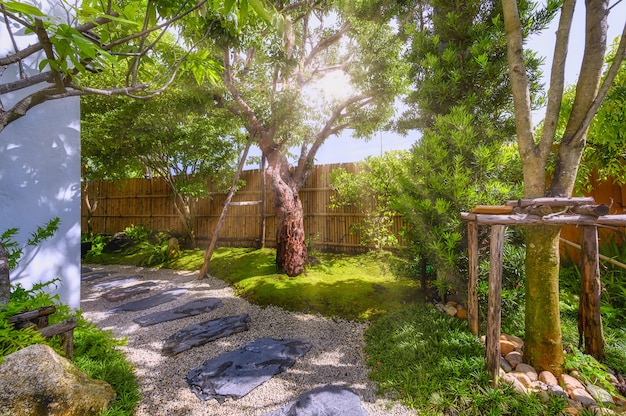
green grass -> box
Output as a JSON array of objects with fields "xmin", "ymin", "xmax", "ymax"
[
  {"xmin": 205, "ymin": 248, "xmax": 420, "ymax": 320},
  {"xmin": 365, "ymin": 302, "xmax": 569, "ymax": 415}
]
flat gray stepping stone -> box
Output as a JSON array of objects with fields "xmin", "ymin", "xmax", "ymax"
[
  {"xmin": 81, "ymin": 271, "xmax": 113, "ymax": 281},
  {"xmin": 101, "ymin": 281, "xmax": 158, "ymax": 302},
  {"xmin": 162, "ymin": 313, "xmax": 250, "ymax": 356},
  {"xmin": 108, "ymin": 288, "xmax": 187, "ymax": 313},
  {"xmin": 134, "ymin": 297, "xmax": 224, "ymax": 327},
  {"xmin": 264, "ymin": 385, "xmax": 369, "ymax": 416},
  {"xmin": 186, "ymin": 337, "xmax": 312, "ymax": 403},
  {"xmin": 91, "ymin": 275, "xmax": 143, "ymax": 291}
]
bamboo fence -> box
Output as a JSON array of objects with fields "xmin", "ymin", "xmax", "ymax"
[{"xmin": 81, "ymin": 163, "xmax": 405, "ymax": 253}]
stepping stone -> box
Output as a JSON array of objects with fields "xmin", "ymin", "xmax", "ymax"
[
  {"xmin": 81, "ymin": 271, "xmax": 113, "ymax": 281},
  {"xmin": 101, "ymin": 281, "xmax": 158, "ymax": 302},
  {"xmin": 186, "ymin": 337, "xmax": 312, "ymax": 403},
  {"xmin": 91, "ymin": 275, "xmax": 143, "ymax": 291},
  {"xmin": 108, "ymin": 288, "xmax": 187, "ymax": 313},
  {"xmin": 162, "ymin": 313, "xmax": 250, "ymax": 356},
  {"xmin": 263, "ymin": 385, "xmax": 368, "ymax": 416},
  {"xmin": 134, "ymin": 297, "xmax": 224, "ymax": 327}
]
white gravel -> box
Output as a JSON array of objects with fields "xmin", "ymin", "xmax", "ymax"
[{"xmin": 80, "ymin": 264, "xmax": 415, "ymax": 416}]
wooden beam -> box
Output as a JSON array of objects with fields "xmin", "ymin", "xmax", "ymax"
[
  {"xmin": 460, "ymin": 213, "xmax": 626, "ymax": 226},
  {"xmin": 506, "ymin": 197, "xmax": 595, "ymax": 207},
  {"xmin": 571, "ymin": 204, "xmax": 610, "ymax": 216},
  {"xmin": 579, "ymin": 226, "xmax": 605, "ymax": 361},
  {"xmin": 486, "ymin": 225, "xmax": 505, "ymax": 385},
  {"xmin": 471, "ymin": 205, "xmax": 513, "ymax": 214},
  {"xmin": 229, "ymin": 201, "xmax": 262, "ymax": 206}
]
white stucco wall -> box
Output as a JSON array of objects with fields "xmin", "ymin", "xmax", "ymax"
[{"xmin": 0, "ymin": 2, "xmax": 81, "ymax": 308}]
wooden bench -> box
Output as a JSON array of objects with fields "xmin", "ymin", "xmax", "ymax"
[{"xmin": 8, "ymin": 305, "xmax": 77, "ymax": 359}]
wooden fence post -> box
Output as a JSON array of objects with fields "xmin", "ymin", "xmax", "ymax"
[
  {"xmin": 467, "ymin": 221, "xmax": 479, "ymax": 336},
  {"xmin": 486, "ymin": 224, "xmax": 505, "ymax": 385},
  {"xmin": 579, "ymin": 225, "xmax": 605, "ymax": 360}
]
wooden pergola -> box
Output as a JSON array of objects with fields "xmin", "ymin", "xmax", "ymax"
[{"xmin": 461, "ymin": 197, "xmax": 626, "ymax": 383}]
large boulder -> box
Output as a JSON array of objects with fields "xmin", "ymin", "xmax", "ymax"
[{"xmin": 0, "ymin": 344, "xmax": 116, "ymax": 416}]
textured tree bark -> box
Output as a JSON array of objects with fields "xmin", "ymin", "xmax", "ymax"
[
  {"xmin": 524, "ymin": 226, "xmax": 564, "ymax": 376},
  {"xmin": 272, "ymin": 175, "xmax": 308, "ymax": 277},
  {"xmin": 486, "ymin": 225, "xmax": 504, "ymax": 384},
  {"xmin": 0, "ymin": 243, "xmax": 9, "ymax": 307},
  {"xmin": 579, "ymin": 225, "xmax": 605, "ymax": 360}
]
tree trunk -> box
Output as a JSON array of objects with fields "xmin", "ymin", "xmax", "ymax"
[
  {"xmin": 267, "ymin": 161, "xmax": 308, "ymax": 277},
  {"xmin": 524, "ymin": 226, "xmax": 564, "ymax": 376},
  {"xmin": 0, "ymin": 243, "xmax": 10, "ymax": 307}
]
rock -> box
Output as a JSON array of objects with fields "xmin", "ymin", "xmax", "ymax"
[
  {"xmin": 0, "ymin": 344, "xmax": 115, "ymax": 416},
  {"xmin": 515, "ymin": 363, "xmax": 538, "ymax": 382},
  {"xmin": 133, "ymin": 297, "xmax": 224, "ymax": 327},
  {"xmin": 443, "ymin": 304, "xmax": 457, "ymax": 317},
  {"xmin": 539, "ymin": 371, "xmax": 559, "ymax": 386},
  {"xmin": 585, "ymin": 384, "xmax": 614, "ymax": 406},
  {"xmin": 569, "ymin": 388, "xmax": 596, "ymax": 406},
  {"xmin": 509, "ymin": 372, "xmax": 533, "ymax": 388},
  {"xmin": 263, "ymin": 385, "xmax": 368, "ymax": 416},
  {"xmin": 108, "ymin": 288, "xmax": 187, "ymax": 312},
  {"xmin": 166, "ymin": 237, "xmax": 179, "ymax": 258},
  {"xmin": 505, "ymin": 351, "xmax": 523, "ymax": 369},
  {"xmin": 186, "ymin": 338, "xmax": 312, "ymax": 403},
  {"xmin": 500, "ymin": 357, "xmax": 513, "ymax": 372},
  {"xmin": 502, "ymin": 373, "xmax": 528, "ymax": 394},
  {"xmin": 562, "ymin": 374, "xmax": 586, "ymax": 396},
  {"xmin": 547, "ymin": 384, "xmax": 568, "ymax": 398},
  {"xmin": 103, "ymin": 232, "xmax": 133, "ymax": 253},
  {"xmin": 564, "ymin": 406, "xmax": 581, "ymax": 415},
  {"xmin": 500, "ymin": 334, "xmax": 524, "ymax": 350},
  {"xmin": 162, "ymin": 313, "xmax": 251, "ymax": 356},
  {"xmin": 456, "ymin": 308, "xmax": 468, "ymax": 320},
  {"xmin": 500, "ymin": 340, "xmax": 516, "ymax": 356}
]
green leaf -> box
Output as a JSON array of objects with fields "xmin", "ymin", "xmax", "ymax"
[{"xmin": 0, "ymin": 1, "xmax": 45, "ymax": 17}]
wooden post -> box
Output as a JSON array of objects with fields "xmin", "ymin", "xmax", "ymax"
[
  {"xmin": 467, "ymin": 221, "xmax": 479, "ymax": 336},
  {"xmin": 579, "ymin": 225, "xmax": 605, "ymax": 360},
  {"xmin": 486, "ymin": 224, "xmax": 505, "ymax": 385}
]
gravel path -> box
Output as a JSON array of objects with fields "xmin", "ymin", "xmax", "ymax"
[{"xmin": 81, "ymin": 264, "xmax": 415, "ymax": 416}]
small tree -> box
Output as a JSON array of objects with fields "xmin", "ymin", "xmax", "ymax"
[
  {"xmin": 82, "ymin": 78, "xmax": 243, "ymax": 247},
  {"xmin": 502, "ymin": 0, "xmax": 626, "ymax": 373},
  {"xmin": 329, "ymin": 151, "xmax": 408, "ymax": 251}
]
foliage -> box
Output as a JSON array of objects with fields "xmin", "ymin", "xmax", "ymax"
[
  {"xmin": 73, "ymin": 321, "xmax": 140, "ymax": 416},
  {"xmin": 0, "ymin": 0, "xmax": 274, "ymax": 132},
  {"xmin": 365, "ymin": 302, "xmax": 568, "ymax": 415},
  {"xmin": 389, "ymin": 0, "xmax": 547, "ymax": 293},
  {"xmin": 396, "ymin": 107, "xmax": 522, "ymax": 290},
  {"xmin": 475, "ymin": 232, "xmax": 527, "ymax": 335},
  {"xmin": 1, "ymin": 218, "xmax": 60, "ymax": 270},
  {"xmin": 557, "ymin": 39, "xmax": 626, "ymax": 192},
  {"xmin": 329, "ymin": 151, "xmax": 409, "ymax": 251},
  {"xmin": 0, "ymin": 280, "xmax": 67, "ymax": 358}
]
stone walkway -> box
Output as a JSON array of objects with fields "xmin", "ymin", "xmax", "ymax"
[{"xmin": 80, "ymin": 264, "xmax": 415, "ymax": 416}]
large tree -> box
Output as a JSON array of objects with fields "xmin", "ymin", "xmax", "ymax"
[
  {"xmin": 188, "ymin": 1, "xmax": 406, "ymax": 276},
  {"xmin": 388, "ymin": 0, "xmax": 552, "ymax": 293},
  {"xmin": 502, "ymin": 0, "xmax": 626, "ymax": 374}
]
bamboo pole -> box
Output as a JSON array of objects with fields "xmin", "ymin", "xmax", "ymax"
[
  {"xmin": 198, "ymin": 139, "xmax": 253, "ymax": 279},
  {"xmin": 559, "ymin": 237, "xmax": 626, "ymax": 270}
]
